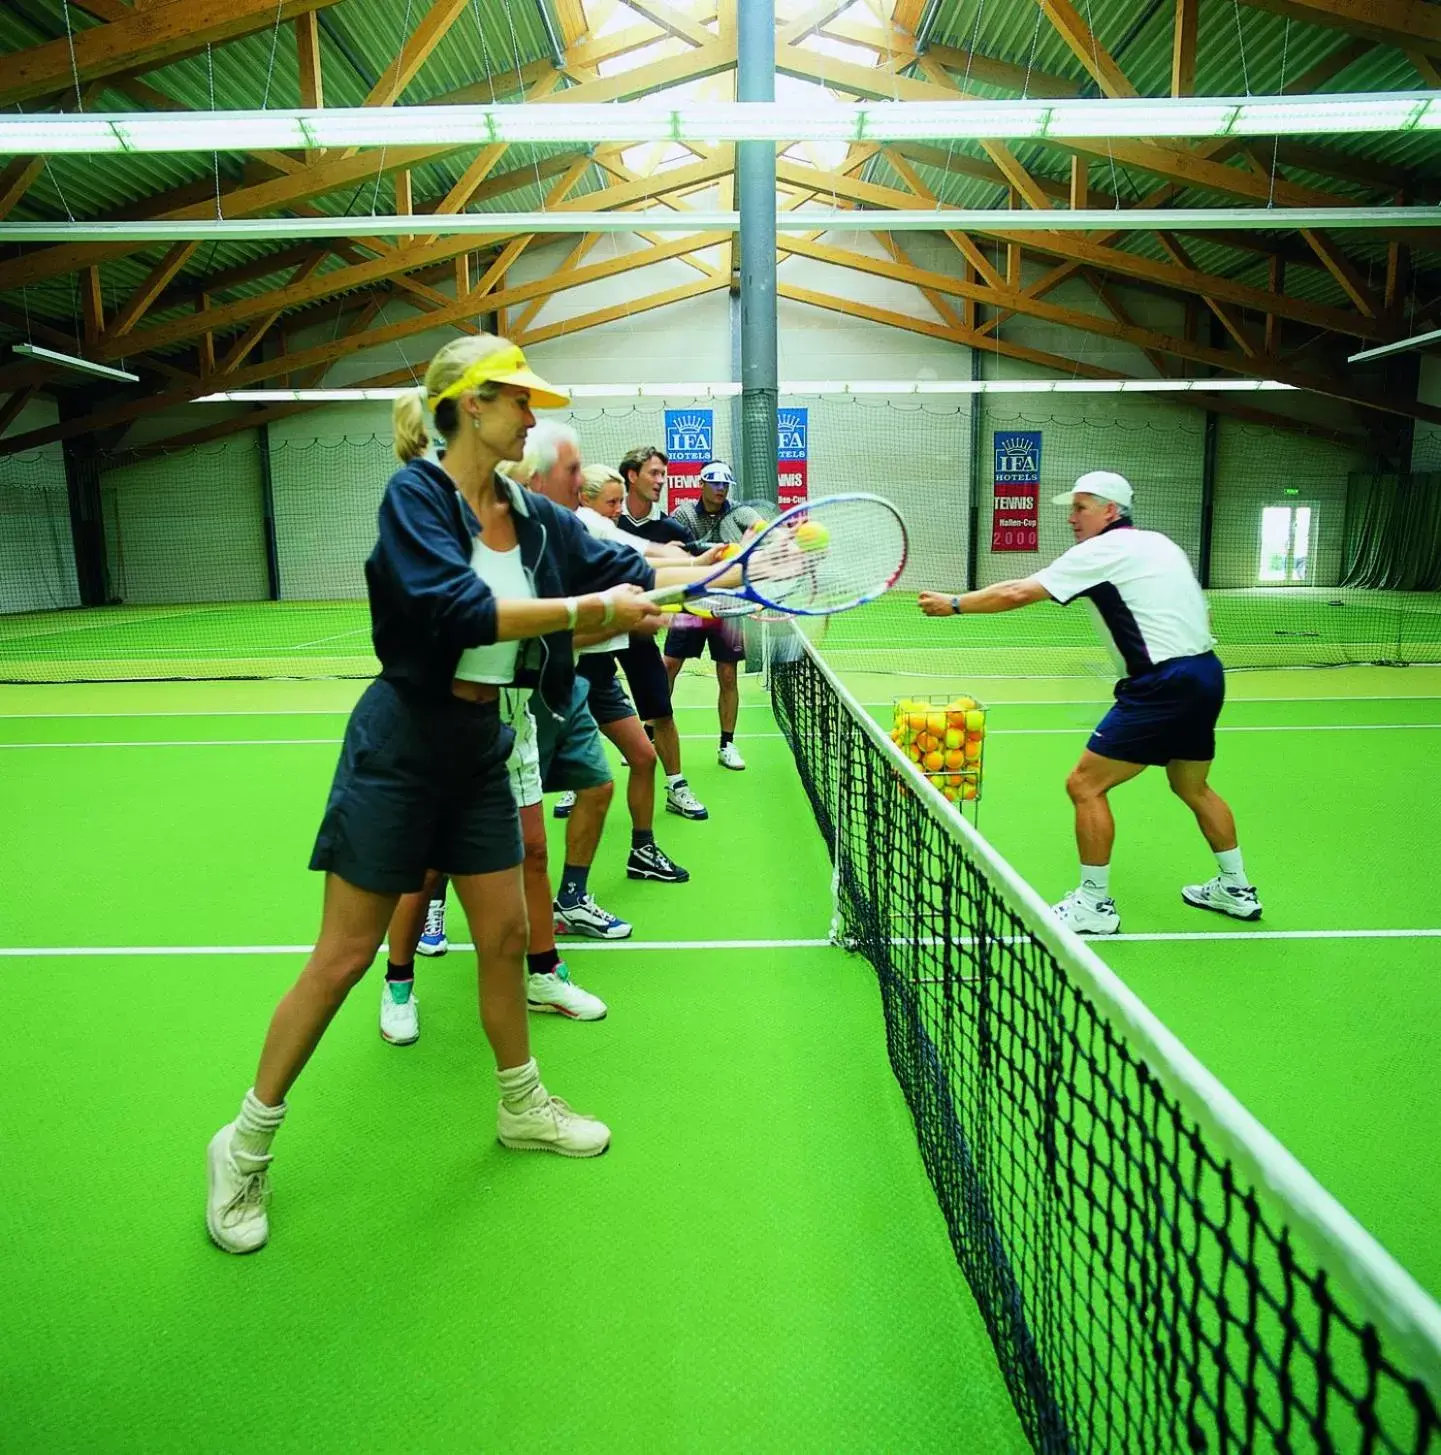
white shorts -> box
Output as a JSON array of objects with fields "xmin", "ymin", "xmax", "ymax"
[{"xmin": 500, "ymin": 688, "xmax": 542, "ymax": 809}]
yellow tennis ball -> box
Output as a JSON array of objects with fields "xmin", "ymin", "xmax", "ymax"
[
  {"xmin": 906, "ymin": 712, "xmax": 927, "ymax": 732},
  {"xmin": 795, "ymin": 520, "xmax": 829, "ymax": 552},
  {"xmin": 943, "ymin": 727, "xmax": 964, "ymax": 750},
  {"xmin": 964, "ymin": 739, "xmax": 982, "ymax": 762},
  {"xmin": 923, "ymin": 750, "xmax": 944, "ymax": 773},
  {"xmin": 942, "ymin": 785, "xmax": 959, "ymax": 803},
  {"xmin": 907, "ymin": 745, "xmax": 921, "ymax": 763},
  {"xmin": 925, "ymin": 711, "xmax": 947, "ymax": 735},
  {"xmin": 950, "ymin": 695, "xmax": 976, "ymax": 712},
  {"xmin": 944, "ymin": 749, "xmax": 965, "ymax": 771},
  {"xmin": 959, "ymin": 781, "xmax": 978, "ymax": 800},
  {"xmin": 965, "ymin": 709, "xmax": 985, "ymax": 733}
]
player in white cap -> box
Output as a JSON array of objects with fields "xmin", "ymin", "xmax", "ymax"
[{"xmin": 918, "ymin": 469, "xmax": 1261, "ymax": 935}]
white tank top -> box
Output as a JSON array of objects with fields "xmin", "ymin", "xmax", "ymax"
[{"xmin": 453, "ymin": 539, "xmax": 535, "ymax": 683}]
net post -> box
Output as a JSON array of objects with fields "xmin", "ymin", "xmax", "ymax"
[
  {"xmin": 257, "ymin": 423, "xmax": 282, "ymax": 602},
  {"xmin": 966, "ymin": 346, "xmax": 982, "ymax": 590}
]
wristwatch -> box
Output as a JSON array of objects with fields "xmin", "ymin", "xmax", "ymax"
[{"xmin": 950, "ymin": 596, "xmax": 961, "ymax": 615}]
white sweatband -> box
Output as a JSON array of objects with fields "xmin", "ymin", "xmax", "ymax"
[
  {"xmin": 563, "ymin": 597, "xmax": 578, "ymax": 629},
  {"xmin": 600, "ymin": 590, "xmax": 617, "ymax": 628}
]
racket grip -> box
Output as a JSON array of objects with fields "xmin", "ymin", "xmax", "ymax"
[{"xmin": 644, "ymin": 583, "xmax": 691, "ymax": 608}]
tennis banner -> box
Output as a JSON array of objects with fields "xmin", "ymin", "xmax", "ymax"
[
  {"xmin": 992, "ymin": 430, "xmax": 1042, "ymax": 551},
  {"xmin": 663, "ymin": 408, "xmax": 713, "ymax": 509},
  {"xmin": 777, "ymin": 407, "xmax": 809, "ymax": 508}
]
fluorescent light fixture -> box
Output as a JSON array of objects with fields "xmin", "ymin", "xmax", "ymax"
[
  {"xmin": 11, "ymin": 343, "xmax": 139, "ymax": 383},
  {"xmin": 194, "ymin": 378, "xmax": 1295, "ymax": 403},
  {"xmin": 2, "ymin": 205, "xmax": 1436, "ymax": 244},
  {"xmin": 0, "ymin": 92, "xmax": 1436, "ymax": 157},
  {"xmin": 1347, "ymin": 326, "xmax": 1441, "ymax": 364}
]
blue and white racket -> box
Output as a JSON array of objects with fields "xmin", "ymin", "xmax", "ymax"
[{"xmin": 646, "ymin": 493, "xmax": 909, "ymax": 619}]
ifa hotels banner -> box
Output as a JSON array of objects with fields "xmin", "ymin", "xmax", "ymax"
[
  {"xmin": 663, "ymin": 408, "xmax": 713, "ymax": 509},
  {"xmin": 992, "ymin": 430, "xmax": 1043, "ymax": 552},
  {"xmin": 664, "ymin": 407, "xmax": 812, "ymax": 510}
]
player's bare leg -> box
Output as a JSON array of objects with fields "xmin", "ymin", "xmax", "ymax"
[
  {"xmin": 1052, "ymin": 750, "xmax": 1147, "ymax": 935},
  {"xmin": 1168, "ymin": 760, "xmax": 1262, "ymax": 921}
]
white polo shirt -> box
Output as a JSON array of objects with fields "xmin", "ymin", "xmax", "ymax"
[
  {"xmin": 1033, "ymin": 522, "xmax": 1214, "ymax": 679},
  {"xmin": 576, "ymin": 505, "xmax": 645, "ymax": 654}
]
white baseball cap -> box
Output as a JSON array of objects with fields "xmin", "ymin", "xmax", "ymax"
[
  {"xmin": 1052, "ymin": 469, "xmax": 1133, "ymax": 509},
  {"xmin": 699, "ymin": 460, "xmax": 736, "ymax": 490}
]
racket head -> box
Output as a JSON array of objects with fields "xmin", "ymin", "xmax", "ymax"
[{"xmin": 737, "ymin": 492, "xmax": 909, "ymax": 617}]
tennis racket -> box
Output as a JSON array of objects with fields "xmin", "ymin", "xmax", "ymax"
[{"xmin": 645, "ymin": 493, "xmax": 908, "ymax": 619}]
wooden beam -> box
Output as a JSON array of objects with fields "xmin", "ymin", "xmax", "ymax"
[
  {"xmin": 216, "ymin": 253, "xmax": 330, "ymax": 374},
  {"xmin": 772, "ymin": 157, "xmax": 1387, "ymax": 341},
  {"xmin": 394, "ymin": 168, "xmax": 412, "ymax": 248},
  {"xmin": 1384, "ymin": 241, "xmax": 1408, "ymax": 316},
  {"xmin": 111, "ymin": 156, "xmax": 734, "ymax": 360},
  {"xmin": 1069, "ymin": 155, "xmax": 1088, "ymax": 212},
  {"xmin": 890, "ymin": 0, "xmax": 926, "ymax": 30},
  {"xmin": 773, "ymin": 234, "xmax": 1436, "ymax": 424},
  {"xmin": 454, "ymin": 252, "xmax": 471, "ymax": 298},
  {"xmin": 1266, "ymin": 256, "xmax": 1284, "ymax": 353},
  {"xmin": 0, "ymin": 40, "xmax": 729, "ymax": 295},
  {"xmin": 1172, "ymin": 0, "xmax": 1198, "ymax": 96},
  {"xmin": 1409, "ymin": 51, "xmax": 1441, "ymax": 86},
  {"xmin": 621, "ymin": 0, "xmax": 711, "ymax": 46},
  {"xmin": 0, "ymin": 0, "xmax": 348, "ymax": 106},
  {"xmin": 104, "ymin": 240, "xmax": 199, "ymax": 339},
  {"xmin": 519, "ymin": 275, "xmax": 729, "ymax": 346},
  {"xmin": 1084, "ymin": 270, "xmax": 1173, "ymax": 377},
  {"xmin": 295, "ymin": 10, "xmax": 323, "ymax": 109},
  {"xmin": 1232, "ymin": 0, "xmax": 1441, "ymax": 59},
  {"xmin": 364, "ymin": 0, "xmax": 472, "ymax": 108},
  {"xmin": 554, "ymin": 0, "xmax": 588, "ymax": 46},
  {"xmin": 0, "ymin": 156, "xmax": 46, "ymax": 222},
  {"xmin": 82, "ymin": 266, "xmax": 106, "ymax": 345},
  {"xmin": 1033, "ymin": 0, "xmax": 1139, "ymax": 97},
  {"xmin": 0, "ymin": 385, "xmax": 39, "ymax": 436},
  {"xmin": 777, "ymin": 1, "xmax": 854, "ymax": 46},
  {"xmin": 1301, "ymin": 229, "xmax": 1381, "ymax": 319},
  {"xmin": 1154, "ymin": 232, "xmax": 1261, "ymax": 357}
]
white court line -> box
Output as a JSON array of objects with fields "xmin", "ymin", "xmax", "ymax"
[
  {"xmin": 6, "ymin": 722, "xmax": 1441, "ymax": 750},
  {"xmin": 4, "ymin": 927, "xmax": 1440, "ymax": 957},
  {"xmin": 2, "ymin": 694, "xmax": 1438, "ymax": 723}
]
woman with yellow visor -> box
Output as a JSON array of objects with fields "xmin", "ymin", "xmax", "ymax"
[{"xmin": 206, "ymin": 335, "xmax": 702, "ymax": 1255}]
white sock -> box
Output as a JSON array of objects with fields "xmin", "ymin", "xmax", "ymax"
[
  {"xmin": 1215, "ymin": 847, "xmax": 1247, "ymax": 888},
  {"xmin": 497, "ymin": 1057, "xmax": 542, "ymax": 1111},
  {"xmin": 665, "ymin": 772, "xmax": 684, "ymax": 789},
  {"xmin": 1078, "ymin": 864, "xmax": 1110, "ymax": 904},
  {"xmin": 231, "ymin": 1087, "xmax": 286, "ymax": 1165}
]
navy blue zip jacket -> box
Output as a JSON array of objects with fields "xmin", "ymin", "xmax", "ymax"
[{"xmin": 365, "ymin": 458, "xmax": 655, "ymax": 715}]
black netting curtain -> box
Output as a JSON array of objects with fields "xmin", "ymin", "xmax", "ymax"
[{"xmin": 1343, "ymin": 472, "xmax": 1441, "ymax": 590}]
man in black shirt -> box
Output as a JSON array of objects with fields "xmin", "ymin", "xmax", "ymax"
[{"xmin": 612, "ymin": 444, "xmax": 708, "ymax": 820}]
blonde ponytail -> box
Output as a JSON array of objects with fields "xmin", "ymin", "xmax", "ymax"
[{"xmin": 392, "ymin": 383, "xmax": 429, "ymax": 464}]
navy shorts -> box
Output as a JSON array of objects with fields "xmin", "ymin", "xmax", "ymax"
[
  {"xmin": 614, "ymin": 635, "xmax": 673, "ymax": 721},
  {"xmin": 665, "ymin": 617, "xmax": 745, "ymax": 665},
  {"xmin": 1088, "ymin": 651, "xmax": 1225, "ymax": 766},
  {"xmin": 533, "ymin": 678, "xmax": 613, "ymax": 794},
  {"xmin": 575, "ymin": 653, "xmax": 638, "ymax": 727},
  {"xmin": 310, "ymin": 678, "xmax": 521, "ymax": 894}
]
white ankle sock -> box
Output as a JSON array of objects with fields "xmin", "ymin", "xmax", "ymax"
[
  {"xmin": 232, "ymin": 1087, "xmax": 286, "ymax": 1163},
  {"xmin": 497, "ymin": 1057, "xmax": 542, "ymax": 1111},
  {"xmin": 1078, "ymin": 864, "xmax": 1110, "ymax": 904},
  {"xmin": 666, "ymin": 773, "xmax": 684, "ymax": 789},
  {"xmin": 1215, "ymin": 847, "xmax": 1247, "ymax": 887}
]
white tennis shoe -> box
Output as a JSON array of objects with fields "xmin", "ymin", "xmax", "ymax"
[
  {"xmin": 206, "ymin": 1124, "xmax": 272, "ymax": 1254},
  {"xmin": 1182, "ymin": 876, "xmax": 1263, "ymax": 921},
  {"xmin": 498, "ymin": 1090, "xmax": 611, "ymax": 1157},
  {"xmin": 1052, "ymin": 890, "xmax": 1121, "ymax": 936},
  {"xmin": 379, "ymin": 979, "xmax": 420, "ymax": 1044},
  {"xmin": 718, "ymin": 742, "xmax": 746, "ymax": 771},
  {"xmin": 526, "ymin": 963, "xmax": 608, "ymax": 1021}
]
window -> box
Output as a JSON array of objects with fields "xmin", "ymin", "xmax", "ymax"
[{"xmin": 1259, "ymin": 505, "xmax": 1311, "ymax": 582}]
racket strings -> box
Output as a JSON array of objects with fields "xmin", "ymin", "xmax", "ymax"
[{"xmin": 745, "ymin": 497, "xmax": 908, "ymax": 614}]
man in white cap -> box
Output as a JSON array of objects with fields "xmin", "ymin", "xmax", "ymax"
[{"xmin": 918, "ymin": 469, "xmax": 1261, "ymax": 934}]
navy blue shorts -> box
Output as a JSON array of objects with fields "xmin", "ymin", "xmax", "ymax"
[
  {"xmin": 309, "ymin": 678, "xmax": 520, "ymax": 894},
  {"xmin": 1088, "ymin": 651, "xmax": 1225, "ymax": 766}
]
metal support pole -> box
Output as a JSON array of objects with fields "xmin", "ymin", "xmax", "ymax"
[
  {"xmin": 737, "ymin": 0, "xmax": 778, "ymax": 509},
  {"xmin": 1199, "ymin": 408, "xmax": 1217, "ymax": 588},
  {"xmin": 966, "ymin": 346, "xmax": 983, "ymax": 590},
  {"xmin": 59, "ymin": 399, "xmax": 110, "ymax": 606},
  {"xmin": 257, "ymin": 422, "xmax": 282, "ymax": 601}
]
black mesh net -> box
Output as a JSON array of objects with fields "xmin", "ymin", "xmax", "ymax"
[{"xmin": 769, "ymin": 630, "xmax": 1441, "ymax": 1454}]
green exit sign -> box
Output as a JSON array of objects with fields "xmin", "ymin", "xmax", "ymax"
[{"xmin": 1283, "ymin": 488, "xmax": 1300, "ymax": 496}]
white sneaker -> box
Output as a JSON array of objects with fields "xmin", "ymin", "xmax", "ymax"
[
  {"xmin": 665, "ymin": 778, "xmax": 709, "ymax": 820},
  {"xmin": 206, "ymin": 1124, "xmax": 272, "ymax": 1254},
  {"xmin": 553, "ymin": 893, "xmax": 632, "ymax": 940},
  {"xmin": 718, "ymin": 741, "xmax": 746, "ymax": 771},
  {"xmin": 553, "ymin": 791, "xmax": 576, "ymax": 820},
  {"xmin": 1182, "ymin": 876, "xmax": 1263, "ymax": 921},
  {"xmin": 498, "ymin": 1088, "xmax": 611, "ymax": 1157},
  {"xmin": 1052, "ymin": 889, "xmax": 1121, "ymax": 935},
  {"xmin": 416, "ymin": 897, "xmax": 447, "ymax": 957},
  {"xmin": 379, "ymin": 979, "xmax": 420, "ymax": 1044},
  {"xmin": 527, "ymin": 961, "xmax": 607, "ymax": 1020}
]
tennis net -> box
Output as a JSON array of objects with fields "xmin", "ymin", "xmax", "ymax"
[{"xmin": 768, "ymin": 627, "xmax": 1441, "ymax": 1453}]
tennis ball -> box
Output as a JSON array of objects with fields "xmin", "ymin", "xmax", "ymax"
[
  {"xmin": 965, "ymin": 709, "xmax": 985, "ymax": 733},
  {"xmin": 718, "ymin": 543, "xmax": 740, "ymax": 561},
  {"xmin": 964, "ymin": 740, "xmax": 982, "ymax": 762},
  {"xmin": 959, "ymin": 781, "xmax": 978, "ymax": 801},
  {"xmin": 923, "ymin": 750, "xmax": 944, "ymax": 772},
  {"xmin": 907, "ymin": 745, "xmax": 921, "ymax": 763},
  {"xmin": 946, "ymin": 710, "xmax": 968, "ymax": 731},
  {"xmin": 795, "ymin": 520, "xmax": 830, "ymax": 552},
  {"xmin": 943, "ymin": 727, "xmax": 964, "ymax": 750},
  {"xmin": 951, "ymin": 695, "xmax": 977, "ymax": 712},
  {"xmin": 942, "ymin": 785, "xmax": 959, "ymax": 803},
  {"xmin": 925, "ymin": 711, "xmax": 947, "ymax": 735},
  {"xmin": 944, "ymin": 749, "xmax": 965, "ymax": 771},
  {"xmin": 907, "ymin": 712, "xmax": 928, "ymax": 732},
  {"xmin": 916, "ymin": 732, "xmax": 939, "ymax": 754},
  {"xmin": 889, "ymin": 727, "xmax": 904, "ymax": 745}
]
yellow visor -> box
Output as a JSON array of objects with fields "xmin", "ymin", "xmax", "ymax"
[{"xmin": 428, "ymin": 345, "xmax": 570, "ymax": 412}]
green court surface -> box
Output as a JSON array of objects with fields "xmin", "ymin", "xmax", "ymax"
[{"xmin": 3, "ymin": 661, "xmax": 1440, "ymax": 1450}]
